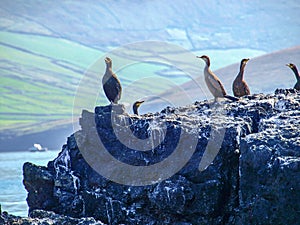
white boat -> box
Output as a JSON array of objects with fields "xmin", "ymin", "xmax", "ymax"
[{"xmin": 28, "ymin": 143, "xmax": 48, "ymax": 152}]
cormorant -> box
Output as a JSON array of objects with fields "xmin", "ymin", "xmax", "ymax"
[
  {"xmin": 232, "ymin": 58, "xmax": 250, "ymax": 97},
  {"xmin": 102, "ymin": 57, "xmax": 122, "ymax": 104},
  {"xmin": 286, "ymin": 63, "xmax": 300, "ymax": 90},
  {"xmin": 197, "ymin": 55, "xmax": 238, "ymax": 101},
  {"xmin": 133, "ymin": 100, "xmax": 144, "ymax": 115}
]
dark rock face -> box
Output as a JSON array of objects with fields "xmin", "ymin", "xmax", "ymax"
[
  {"xmin": 238, "ymin": 89, "xmax": 300, "ymax": 225},
  {"xmin": 23, "ymin": 89, "xmax": 300, "ymax": 225}
]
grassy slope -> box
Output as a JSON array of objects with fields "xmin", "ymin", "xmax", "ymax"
[
  {"xmin": 1, "ymin": 29, "xmax": 292, "ymax": 151},
  {"xmin": 0, "ymin": 30, "xmax": 268, "ymax": 133},
  {"xmin": 0, "ymin": 31, "xmax": 188, "ymax": 140},
  {"xmin": 0, "ymin": 31, "xmax": 103, "ymax": 133}
]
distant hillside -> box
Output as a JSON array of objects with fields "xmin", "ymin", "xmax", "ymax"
[
  {"xmin": 2, "ymin": 46, "xmax": 299, "ymax": 151},
  {"xmin": 139, "ymin": 46, "xmax": 300, "ymax": 114},
  {"xmin": 214, "ymin": 46, "xmax": 300, "ymax": 94},
  {"xmin": 0, "ymin": 31, "xmax": 102, "ymax": 140},
  {"xmin": 0, "ymin": 120, "xmax": 74, "ymax": 151},
  {"xmin": 1, "ymin": 0, "xmax": 299, "ymax": 52},
  {"xmin": 1, "ymin": 1, "xmax": 300, "ymax": 151},
  {"xmin": 0, "ymin": 29, "xmax": 265, "ymax": 151}
]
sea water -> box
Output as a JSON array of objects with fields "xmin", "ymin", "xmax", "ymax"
[{"xmin": 0, "ymin": 150, "xmax": 60, "ymax": 217}]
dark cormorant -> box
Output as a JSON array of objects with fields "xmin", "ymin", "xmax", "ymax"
[
  {"xmin": 133, "ymin": 100, "xmax": 144, "ymax": 115},
  {"xmin": 286, "ymin": 63, "xmax": 300, "ymax": 90},
  {"xmin": 232, "ymin": 58, "xmax": 250, "ymax": 97},
  {"xmin": 102, "ymin": 57, "xmax": 122, "ymax": 104},
  {"xmin": 197, "ymin": 55, "xmax": 238, "ymax": 101}
]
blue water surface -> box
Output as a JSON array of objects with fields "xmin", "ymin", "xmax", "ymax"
[{"xmin": 0, "ymin": 150, "xmax": 59, "ymax": 217}]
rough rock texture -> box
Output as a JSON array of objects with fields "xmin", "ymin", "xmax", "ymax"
[
  {"xmin": 0, "ymin": 208, "xmax": 104, "ymax": 225},
  {"xmin": 23, "ymin": 89, "xmax": 300, "ymax": 225},
  {"xmin": 237, "ymin": 89, "xmax": 300, "ymax": 225}
]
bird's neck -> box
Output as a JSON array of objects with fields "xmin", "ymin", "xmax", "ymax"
[
  {"xmin": 204, "ymin": 64, "xmax": 211, "ymax": 76},
  {"xmin": 106, "ymin": 64, "xmax": 112, "ymax": 74},
  {"xmin": 133, "ymin": 106, "xmax": 138, "ymax": 115},
  {"xmin": 292, "ymin": 66, "xmax": 300, "ymax": 81},
  {"xmin": 237, "ymin": 64, "xmax": 246, "ymax": 80}
]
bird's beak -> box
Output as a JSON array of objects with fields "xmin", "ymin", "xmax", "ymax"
[
  {"xmin": 137, "ymin": 101, "xmax": 145, "ymax": 107},
  {"xmin": 244, "ymin": 58, "xmax": 250, "ymax": 64},
  {"xmin": 196, "ymin": 56, "xmax": 201, "ymax": 58}
]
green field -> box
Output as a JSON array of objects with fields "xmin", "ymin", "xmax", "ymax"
[
  {"xmin": 0, "ymin": 31, "xmax": 104, "ymax": 132},
  {"xmin": 0, "ymin": 30, "xmax": 267, "ymax": 136},
  {"xmin": 0, "ymin": 31, "xmax": 186, "ymax": 134}
]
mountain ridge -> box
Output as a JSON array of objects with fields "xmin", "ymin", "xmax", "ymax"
[{"xmin": 1, "ymin": 0, "xmax": 299, "ymax": 51}]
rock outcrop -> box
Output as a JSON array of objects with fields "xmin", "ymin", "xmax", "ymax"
[
  {"xmin": 23, "ymin": 89, "xmax": 300, "ymax": 225},
  {"xmin": 0, "ymin": 208, "xmax": 104, "ymax": 225}
]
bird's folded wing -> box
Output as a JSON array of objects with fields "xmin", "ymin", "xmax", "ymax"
[{"xmin": 207, "ymin": 73, "xmax": 226, "ymax": 95}]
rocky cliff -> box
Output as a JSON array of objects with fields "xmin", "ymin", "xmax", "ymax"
[{"xmin": 19, "ymin": 89, "xmax": 300, "ymax": 225}]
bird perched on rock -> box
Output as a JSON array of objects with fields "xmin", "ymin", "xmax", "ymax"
[
  {"xmin": 232, "ymin": 58, "xmax": 250, "ymax": 97},
  {"xmin": 286, "ymin": 63, "xmax": 300, "ymax": 90},
  {"xmin": 197, "ymin": 55, "xmax": 238, "ymax": 101},
  {"xmin": 133, "ymin": 100, "xmax": 144, "ymax": 115},
  {"xmin": 102, "ymin": 57, "xmax": 122, "ymax": 104}
]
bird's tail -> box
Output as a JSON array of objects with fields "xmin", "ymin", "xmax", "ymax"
[{"xmin": 224, "ymin": 95, "xmax": 239, "ymax": 101}]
